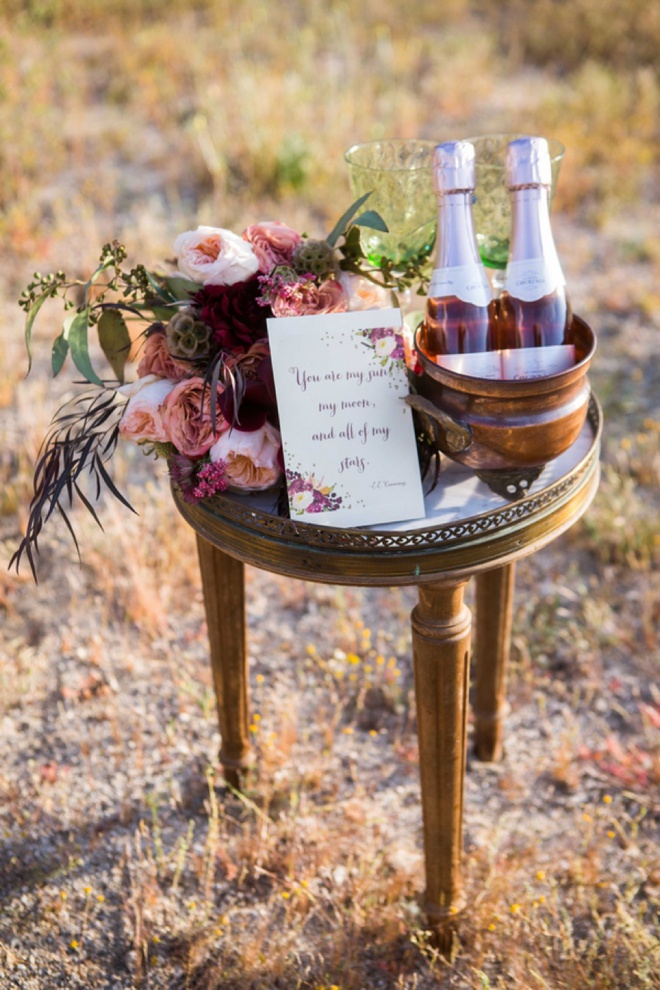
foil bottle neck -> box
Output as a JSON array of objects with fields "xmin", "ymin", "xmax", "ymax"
[
  {"xmin": 433, "ymin": 191, "xmax": 481, "ymax": 271},
  {"xmin": 508, "ymin": 185, "xmax": 562, "ymax": 272}
]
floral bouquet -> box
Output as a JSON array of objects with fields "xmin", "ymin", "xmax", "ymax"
[{"xmin": 12, "ymin": 196, "xmax": 430, "ymax": 578}]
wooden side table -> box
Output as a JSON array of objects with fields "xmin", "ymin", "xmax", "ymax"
[{"xmin": 172, "ymin": 397, "xmax": 601, "ymax": 938}]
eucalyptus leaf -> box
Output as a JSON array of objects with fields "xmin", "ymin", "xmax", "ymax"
[
  {"xmin": 340, "ymin": 225, "xmax": 363, "ymax": 260},
  {"xmin": 68, "ymin": 309, "xmax": 104, "ymax": 386},
  {"xmin": 24, "ymin": 288, "xmax": 56, "ymax": 374},
  {"xmin": 51, "ymin": 331, "xmax": 69, "ymax": 376},
  {"xmin": 145, "ymin": 270, "xmax": 174, "ymax": 301},
  {"xmin": 164, "ymin": 276, "xmax": 199, "ymax": 301},
  {"xmin": 354, "ymin": 209, "xmax": 389, "ymax": 232},
  {"xmin": 84, "ymin": 254, "xmax": 114, "ymax": 300},
  {"xmin": 98, "ymin": 310, "xmax": 131, "ymax": 383},
  {"xmin": 325, "ymin": 192, "xmax": 373, "ymax": 247},
  {"xmin": 151, "ymin": 305, "xmax": 178, "ymax": 322}
]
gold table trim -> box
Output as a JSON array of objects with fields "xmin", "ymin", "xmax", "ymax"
[{"xmin": 173, "ymin": 395, "xmax": 601, "ymax": 585}]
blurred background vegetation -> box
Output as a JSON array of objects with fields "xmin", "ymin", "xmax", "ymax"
[{"xmin": 1, "ymin": 0, "xmax": 658, "ymax": 279}]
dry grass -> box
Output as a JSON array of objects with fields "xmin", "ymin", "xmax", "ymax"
[{"xmin": 0, "ymin": 2, "xmax": 659, "ymax": 988}]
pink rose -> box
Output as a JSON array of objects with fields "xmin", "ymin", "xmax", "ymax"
[
  {"xmin": 161, "ymin": 377, "xmax": 229, "ymax": 458},
  {"xmin": 337, "ymin": 272, "xmax": 392, "ymax": 311},
  {"xmin": 242, "ymin": 221, "xmax": 301, "ymax": 273},
  {"xmin": 271, "ymin": 277, "xmax": 348, "ymax": 318},
  {"xmin": 137, "ymin": 330, "xmax": 195, "ymax": 382},
  {"xmin": 173, "ymin": 226, "xmax": 259, "ymax": 286},
  {"xmin": 118, "ymin": 376, "xmax": 176, "ymax": 443},
  {"xmin": 209, "ymin": 422, "xmax": 282, "ymax": 490}
]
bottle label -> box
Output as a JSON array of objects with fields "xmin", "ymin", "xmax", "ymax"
[
  {"xmin": 435, "ymin": 345, "xmax": 576, "ymax": 381},
  {"xmin": 428, "ymin": 264, "xmax": 492, "ymax": 307},
  {"xmin": 504, "ymin": 258, "xmax": 564, "ymax": 302},
  {"xmin": 434, "ymin": 350, "xmax": 503, "ymax": 380},
  {"xmin": 501, "ymin": 344, "xmax": 576, "ymax": 380}
]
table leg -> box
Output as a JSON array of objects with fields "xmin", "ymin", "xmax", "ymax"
[
  {"xmin": 474, "ymin": 563, "xmax": 515, "ymax": 762},
  {"xmin": 412, "ymin": 579, "xmax": 471, "ymax": 941},
  {"xmin": 196, "ymin": 536, "xmax": 251, "ymax": 788}
]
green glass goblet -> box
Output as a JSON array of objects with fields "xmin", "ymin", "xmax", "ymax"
[
  {"xmin": 466, "ymin": 133, "xmax": 566, "ymax": 271},
  {"xmin": 343, "ymin": 139, "xmax": 437, "ymax": 271}
]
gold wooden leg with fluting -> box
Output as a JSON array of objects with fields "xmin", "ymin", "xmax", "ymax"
[
  {"xmin": 196, "ymin": 536, "xmax": 251, "ymax": 788},
  {"xmin": 412, "ymin": 579, "xmax": 471, "ymax": 943},
  {"xmin": 474, "ymin": 563, "xmax": 515, "ymax": 762}
]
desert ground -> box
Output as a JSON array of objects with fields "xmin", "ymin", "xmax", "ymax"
[{"xmin": 0, "ymin": 2, "xmax": 658, "ymax": 987}]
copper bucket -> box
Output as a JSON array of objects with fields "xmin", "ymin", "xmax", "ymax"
[{"xmin": 406, "ymin": 315, "xmax": 597, "ymax": 499}]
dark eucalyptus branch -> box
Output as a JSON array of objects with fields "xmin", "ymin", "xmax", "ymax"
[
  {"xmin": 9, "ymin": 388, "xmax": 135, "ymax": 581},
  {"xmin": 202, "ymin": 350, "xmax": 250, "ymax": 432},
  {"xmin": 203, "ymin": 351, "xmax": 231, "ymax": 433}
]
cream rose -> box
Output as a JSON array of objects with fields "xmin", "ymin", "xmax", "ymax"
[
  {"xmin": 173, "ymin": 226, "xmax": 260, "ymax": 286},
  {"xmin": 118, "ymin": 377, "xmax": 176, "ymax": 443},
  {"xmin": 337, "ymin": 272, "xmax": 392, "ymax": 311},
  {"xmin": 242, "ymin": 221, "xmax": 301, "ymax": 273},
  {"xmin": 209, "ymin": 422, "xmax": 282, "ymax": 491}
]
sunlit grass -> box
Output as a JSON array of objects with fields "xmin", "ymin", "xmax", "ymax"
[
  {"xmin": 0, "ymin": 2, "xmax": 658, "ymax": 987},
  {"xmin": 1, "ymin": 0, "xmax": 658, "ymax": 281}
]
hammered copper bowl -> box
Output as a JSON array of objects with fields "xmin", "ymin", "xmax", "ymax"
[{"xmin": 407, "ymin": 316, "xmax": 596, "ymax": 497}]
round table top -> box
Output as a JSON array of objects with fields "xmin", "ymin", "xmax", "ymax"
[{"xmin": 173, "ymin": 396, "xmax": 602, "ymax": 586}]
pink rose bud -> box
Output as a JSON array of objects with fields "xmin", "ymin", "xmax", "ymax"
[{"xmin": 242, "ymin": 221, "xmax": 301, "ymax": 273}]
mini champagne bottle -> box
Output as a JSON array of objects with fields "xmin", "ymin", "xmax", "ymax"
[
  {"xmin": 498, "ymin": 136, "xmax": 573, "ymax": 349},
  {"xmin": 418, "ymin": 141, "xmax": 495, "ymax": 360}
]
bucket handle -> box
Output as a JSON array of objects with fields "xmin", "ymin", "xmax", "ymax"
[{"xmin": 405, "ymin": 394, "xmax": 472, "ymax": 455}]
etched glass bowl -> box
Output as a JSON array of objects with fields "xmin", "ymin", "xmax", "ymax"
[{"xmin": 344, "ymin": 139, "xmax": 436, "ymax": 269}]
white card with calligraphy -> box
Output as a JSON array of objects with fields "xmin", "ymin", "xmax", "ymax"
[{"xmin": 266, "ymin": 308, "xmax": 425, "ymax": 529}]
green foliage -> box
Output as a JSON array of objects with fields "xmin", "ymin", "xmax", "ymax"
[
  {"xmin": 51, "ymin": 330, "xmax": 69, "ymax": 376},
  {"xmin": 98, "ymin": 310, "xmax": 131, "ymax": 383},
  {"xmin": 21, "ymin": 277, "xmax": 64, "ymax": 374},
  {"xmin": 162, "ymin": 277, "xmax": 199, "ymax": 302},
  {"xmin": 325, "ymin": 192, "xmax": 376, "ymax": 247},
  {"xmin": 272, "ymin": 133, "xmax": 310, "ymax": 194},
  {"xmin": 19, "ymin": 243, "xmax": 177, "ymax": 385},
  {"xmin": 67, "ymin": 310, "xmax": 102, "ymax": 386}
]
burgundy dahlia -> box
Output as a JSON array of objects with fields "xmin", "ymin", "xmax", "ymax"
[{"xmin": 193, "ymin": 276, "xmax": 272, "ymax": 352}]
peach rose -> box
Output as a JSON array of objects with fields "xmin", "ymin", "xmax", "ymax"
[
  {"xmin": 337, "ymin": 272, "xmax": 392, "ymax": 311},
  {"xmin": 161, "ymin": 377, "xmax": 229, "ymax": 458},
  {"xmin": 173, "ymin": 226, "xmax": 259, "ymax": 286},
  {"xmin": 118, "ymin": 376, "xmax": 176, "ymax": 443},
  {"xmin": 271, "ymin": 277, "xmax": 348, "ymax": 318},
  {"xmin": 209, "ymin": 422, "xmax": 282, "ymax": 490},
  {"xmin": 242, "ymin": 221, "xmax": 301, "ymax": 273},
  {"xmin": 314, "ymin": 279, "xmax": 348, "ymax": 314},
  {"xmin": 137, "ymin": 330, "xmax": 195, "ymax": 382}
]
